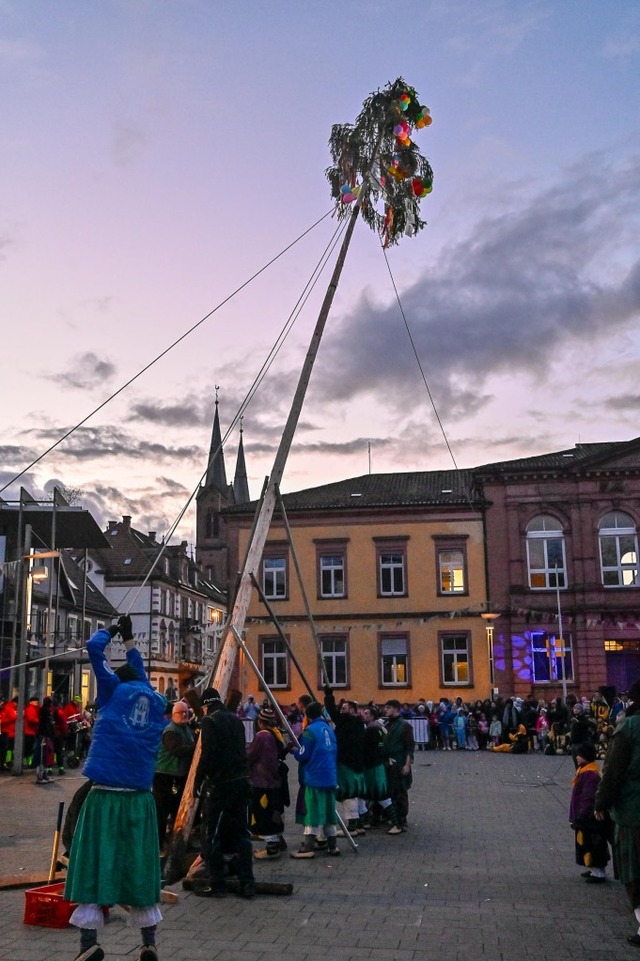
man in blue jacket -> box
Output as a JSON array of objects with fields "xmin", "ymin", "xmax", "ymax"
[
  {"xmin": 64, "ymin": 615, "xmax": 167, "ymax": 961},
  {"xmin": 291, "ymin": 701, "xmax": 339, "ymax": 858}
]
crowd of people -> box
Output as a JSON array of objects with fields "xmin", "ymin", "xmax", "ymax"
[
  {"xmin": 0, "ymin": 691, "xmax": 93, "ymax": 781},
  {"xmin": 3, "ymin": 632, "xmax": 639, "ymax": 956}
]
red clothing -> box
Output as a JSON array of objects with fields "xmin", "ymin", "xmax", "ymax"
[
  {"xmin": 61, "ymin": 702, "xmax": 80, "ymax": 722},
  {"xmin": 1, "ymin": 701, "xmax": 18, "ymax": 738},
  {"xmin": 53, "ymin": 708, "xmax": 68, "ymax": 738},
  {"xmin": 23, "ymin": 702, "xmax": 40, "ymax": 736}
]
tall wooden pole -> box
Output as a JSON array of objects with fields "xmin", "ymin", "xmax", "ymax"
[{"xmin": 164, "ymin": 179, "xmax": 373, "ymax": 884}]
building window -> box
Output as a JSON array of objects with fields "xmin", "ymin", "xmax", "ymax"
[
  {"xmin": 262, "ymin": 555, "xmax": 287, "ymax": 599},
  {"xmin": 526, "ymin": 515, "xmax": 567, "ymax": 589},
  {"xmin": 438, "ymin": 548, "xmax": 466, "ymax": 594},
  {"xmin": 376, "ymin": 541, "xmax": 407, "ymax": 597},
  {"xmin": 261, "ymin": 638, "xmax": 289, "ymax": 688},
  {"xmin": 598, "ymin": 511, "xmax": 638, "ymax": 588},
  {"xmin": 319, "ymin": 635, "xmax": 348, "ymax": 687},
  {"xmin": 318, "ymin": 552, "xmax": 346, "ymax": 598},
  {"xmin": 206, "ymin": 510, "xmax": 219, "ymax": 538},
  {"xmin": 380, "ymin": 634, "xmax": 410, "ymax": 686},
  {"xmin": 440, "ymin": 632, "xmax": 471, "ymax": 685},
  {"xmin": 529, "ymin": 630, "xmax": 574, "ymax": 683}
]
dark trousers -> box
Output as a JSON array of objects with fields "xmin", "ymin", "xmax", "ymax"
[
  {"xmin": 202, "ymin": 779, "xmax": 253, "ymax": 888},
  {"xmin": 153, "ymin": 772, "xmax": 186, "ymax": 844},
  {"xmin": 386, "ymin": 764, "xmax": 410, "ymax": 826}
]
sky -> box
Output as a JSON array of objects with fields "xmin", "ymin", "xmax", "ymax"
[{"xmin": 1, "ymin": 0, "xmax": 639, "ymax": 548}]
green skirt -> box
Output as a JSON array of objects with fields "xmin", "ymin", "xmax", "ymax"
[
  {"xmin": 363, "ymin": 763, "xmax": 388, "ymax": 801},
  {"xmin": 336, "ymin": 762, "xmax": 366, "ymax": 801},
  {"xmin": 298, "ymin": 786, "xmax": 337, "ymax": 827},
  {"xmin": 65, "ymin": 787, "xmax": 160, "ymax": 907}
]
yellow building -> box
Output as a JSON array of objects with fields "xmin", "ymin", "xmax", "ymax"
[{"xmin": 223, "ymin": 470, "xmax": 492, "ymax": 706}]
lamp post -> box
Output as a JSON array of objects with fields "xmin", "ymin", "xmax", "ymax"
[
  {"xmin": 481, "ymin": 611, "xmax": 500, "ymax": 699},
  {"xmin": 554, "ymin": 565, "xmax": 568, "ymax": 702}
]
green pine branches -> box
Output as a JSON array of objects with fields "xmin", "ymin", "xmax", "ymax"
[{"xmin": 326, "ymin": 77, "xmax": 434, "ymax": 247}]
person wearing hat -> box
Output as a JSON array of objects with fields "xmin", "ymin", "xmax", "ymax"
[
  {"xmin": 195, "ymin": 687, "xmax": 255, "ymax": 898},
  {"xmin": 64, "ymin": 615, "xmax": 167, "ymax": 961},
  {"xmin": 291, "ymin": 700, "xmax": 339, "ymax": 858},
  {"xmin": 569, "ymin": 740, "xmax": 609, "ymax": 883},
  {"xmin": 595, "ymin": 678, "xmax": 640, "ymax": 947},
  {"xmin": 246, "ymin": 706, "xmax": 288, "ymax": 859}
]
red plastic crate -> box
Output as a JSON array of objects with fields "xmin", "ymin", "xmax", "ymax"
[{"xmin": 24, "ymin": 882, "xmax": 77, "ymax": 928}]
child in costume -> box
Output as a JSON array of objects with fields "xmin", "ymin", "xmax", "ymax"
[
  {"xmin": 488, "ymin": 713, "xmax": 502, "ymax": 747},
  {"xmin": 569, "ymin": 741, "xmax": 609, "ymax": 883},
  {"xmin": 64, "ymin": 615, "xmax": 167, "ymax": 961}
]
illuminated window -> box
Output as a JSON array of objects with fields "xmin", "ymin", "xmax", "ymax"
[
  {"xmin": 440, "ymin": 633, "xmax": 471, "ymax": 685},
  {"xmin": 526, "ymin": 515, "xmax": 566, "ymax": 590},
  {"xmin": 604, "ymin": 640, "xmax": 624, "ymax": 652},
  {"xmin": 380, "ymin": 634, "xmax": 409, "ymax": 686},
  {"xmin": 598, "ymin": 511, "xmax": 638, "ymax": 588},
  {"xmin": 438, "ymin": 549, "xmax": 466, "ymax": 594},
  {"xmin": 529, "ymin": 630, "xmax": 574, "ymax": 682}
]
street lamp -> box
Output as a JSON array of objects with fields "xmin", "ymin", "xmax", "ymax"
[
  {"xmin": 481, "ymin": 611, "xmax": 500, "ymax": 698},
  {"xmin": 554, "ymin": 565, "xmax": 568, "ymax": 702}
]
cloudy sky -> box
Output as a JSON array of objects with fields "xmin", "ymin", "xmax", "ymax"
[{"xmin": 1, "ymin": 0, "xmax": 639, "ymax": 546}]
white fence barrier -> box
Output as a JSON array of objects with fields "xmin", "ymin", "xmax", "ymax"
[{"xmin": 241, "ymin": 716, "xmax": 429, "ymax": 746}]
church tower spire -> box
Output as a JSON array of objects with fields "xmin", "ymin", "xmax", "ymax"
[
  {"xmin": 233, "ymin": 418, "xmax": 250, "ymax": 504},
  {"xmin": 204, "ymin": 389, "xmax": 228, "ymax": 492}
]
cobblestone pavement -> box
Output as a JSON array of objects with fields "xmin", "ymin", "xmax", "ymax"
[{"xmin": 0, "ymin": 750, "xmax": 637, "ymax": 961}]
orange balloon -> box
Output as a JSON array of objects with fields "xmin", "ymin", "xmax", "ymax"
[{"xmin": 423, "ymin": 115, "xmax": 432, "ymax": 126}]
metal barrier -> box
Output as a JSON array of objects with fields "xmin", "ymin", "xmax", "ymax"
[{"xmin": 240, "ymin": 715, "xmax": 429, "ymax": 746}]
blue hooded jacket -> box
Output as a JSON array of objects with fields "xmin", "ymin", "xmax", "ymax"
[
  {"xmin": 294, "ymin": 716, "xmax": 337, "ymax": 788},
  {"xmin": 83, "ymin": 628, "xmax": 166, "ymax": 791}
]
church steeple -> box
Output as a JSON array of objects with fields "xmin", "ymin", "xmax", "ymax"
[
  {"xmin": 233, "ymin": 419, "xmax": 250, "ymax": 504},
  {"xmin": 204, "ymin": 391, "xmax": 228, "ymax": 492}
]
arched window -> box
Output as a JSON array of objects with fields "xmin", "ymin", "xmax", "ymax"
[
  {"xmin": 526, "ymin": 515, "xmax": 566, "ymax": 590},
  {"xmin": 598, "ymin": 511, "xmax": 638, "ymax": 587}
]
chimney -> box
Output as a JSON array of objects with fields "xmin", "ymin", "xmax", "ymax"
[
  {"xmin": 107, "ymin": 520, "xmax": 117, "ymax": 531},
  {"xmin": 122, "ymin": 516, "xmax": 131, "ymax": 529},
  {"xmin": 148, "ymin": 532, "xmax": 156, "ymax": 542}
]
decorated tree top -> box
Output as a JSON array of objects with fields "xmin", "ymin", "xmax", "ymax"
[{"xmin": 326, "ymin": 77, "xmax": 434, "ymax": 247}]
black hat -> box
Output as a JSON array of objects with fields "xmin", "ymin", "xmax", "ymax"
[
  {"xmin": 577, "ymin": 742, "xmax": 597, "ymax": 763},
  {"xmin": 201, "ymin": 687, "xmax": 222, "ymax": 706}
]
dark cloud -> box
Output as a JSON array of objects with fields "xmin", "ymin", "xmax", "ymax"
[
  {"xmin": 129, "ymin": 400, "xmax": 207, "ymax": 428},
  {"xmin": 45, "ymin": 352, "xmax": 117, "ymax": 390},
  {"xmin": 24, "ymin": 424, "xmax": 202, "ymax": 463},
  {"xmin": 313, "ymin": 155, "xmax": 640, "ymax": 415},
  {"xmin": 606, "ymin": 394, "xmax": 640, "ymax": 411}
]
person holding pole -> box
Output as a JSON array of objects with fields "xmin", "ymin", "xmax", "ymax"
[
  {"xmin": 64, "ymin": 615, "xmax": 167, "ymax": 961},
  {"xmin": 194, "ymin": 687, "xmax": 255, "ymax": 899},
  {"xmin": 291, "ymin": 701, "xmax": 340, "ymax": 858}
]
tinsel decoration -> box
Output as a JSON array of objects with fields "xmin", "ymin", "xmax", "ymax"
[{"xmin": 326, "ymin": 77, "xmax": 434, "ymax": 247}]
